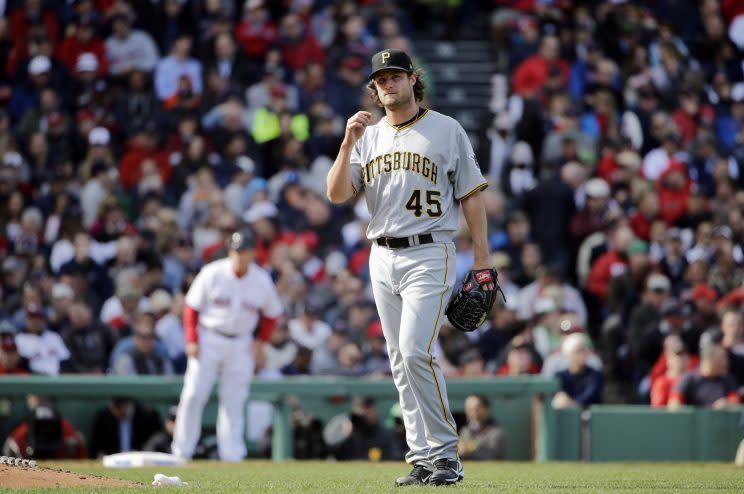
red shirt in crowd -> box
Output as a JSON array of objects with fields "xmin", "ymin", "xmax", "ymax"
[
  {"xmin": 281, "ymin": 36, "xmax": 325, "ymax": 72},
  {"xmin": 9, "ymin": 6, "xmax": 59, "ymax": 47},
  {"xmin": 0, "ymin": 367, "xmax": 29, "ymax": 376},
  {"xmin": 629, "ymin": 211, "xmax": 654, "ymax": 241},
  {"xmin": 512, "ymin": 55, "xmax": 569, "ymax": 96},
  {"xmin": 651, "ymin": 374, "xmax": 681, "ymax": 407},
  {"xmin": 657, "ymin": 162, "xmax": 692, "ymax": 225},
  {"xmin": 587, "ymin": 250, "xmax": 628, "ymax": 301},
  {"xmin": 56, "ymin": 36, "xmax": 108, "ymax": 76},
  {"xmin": 496, "ymin": 361, "xmax": 541, "ymax": 376},
  {"xmin": 235, "ymin": 19, "xmax": 277, "ymax": 59},
  {"xmin": 649, "ymin": 353, "xmax": 700, "ymax": 407},
  {"xmin": 118, "ymin": 149, "xmax": 171, "ymax": 190}
]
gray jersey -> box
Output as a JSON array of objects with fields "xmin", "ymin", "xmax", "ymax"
[{"xmin": 350, "ymin": 109, "xmax": 487, "ymax": 239}]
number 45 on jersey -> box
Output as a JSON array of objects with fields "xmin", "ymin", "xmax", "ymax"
[{"xmin": 406, "ymin": 189, "xmax": 442, "ymax": 218}]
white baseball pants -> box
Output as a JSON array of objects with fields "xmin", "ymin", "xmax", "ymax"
[
  {"xmin": 171, "ymin": 330, "xmax": 254, "ymax": 462},
  {"xmin": 369, "ymin": 241, "xmax": 459, "ymax": 464}
]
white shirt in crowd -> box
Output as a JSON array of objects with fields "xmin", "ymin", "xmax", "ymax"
[
  {"xmin": 15, "ymin": 331, "xmax": 71, "ymax": 375},
  {"xmin": 288, "ymin": 318, "xmax": 331, "ymax": 350}
]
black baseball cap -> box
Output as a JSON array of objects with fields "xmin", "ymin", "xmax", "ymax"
[
  {"xmin": 368, "ymin": 49, "xmax": 414, "ymax": 80},
  {"xmin": 228, "ymin": 230, "xmax": 255, "ymax": 251}
]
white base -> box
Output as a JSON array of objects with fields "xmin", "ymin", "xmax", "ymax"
[{"xmin": 102, "ymin": 451, "xmax": 187, "ymax": 468}]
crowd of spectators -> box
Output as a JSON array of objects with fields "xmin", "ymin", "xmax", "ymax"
[
  {"xmin": 478, "ymin": 0, "xmax": 744, "ymax": 407},
  {"xmin": 0, "ymin": 0, "xmax": 744, "ymax": 444}
]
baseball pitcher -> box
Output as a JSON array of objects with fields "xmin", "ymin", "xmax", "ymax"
[{"xmin": 327, "ymin": 49, "xmax": 500, "ymax": 486}]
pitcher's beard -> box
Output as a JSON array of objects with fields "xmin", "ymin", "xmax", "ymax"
[{"xmin": 383, "ymin": 92, "xmax": 414, "ymax": 111}]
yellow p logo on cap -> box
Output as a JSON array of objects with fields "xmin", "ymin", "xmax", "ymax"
[{"xmin": 381, "ymin": 51, "xmax": 390, "ymax": 64}]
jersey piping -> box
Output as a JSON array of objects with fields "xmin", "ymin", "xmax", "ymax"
[
  {"xmin": 385, "ymin": 108, "xmax": 429, "ymax": 132},
  {"xmin": 426, "ymin": 243, "xmax": 458, "ymax": 435},
  {"xmin": 456, "ymin": 181, "xmax": 488, "ymax": 201}
]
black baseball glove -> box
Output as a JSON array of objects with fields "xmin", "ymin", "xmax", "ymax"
[{"xmin": 445, "ymin": 268, "xmax": 505, "ymax": 332}]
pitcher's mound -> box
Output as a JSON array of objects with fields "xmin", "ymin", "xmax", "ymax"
[{"xmin": 0, "ymin": 464, "xmax": 139, "ymax": 488}]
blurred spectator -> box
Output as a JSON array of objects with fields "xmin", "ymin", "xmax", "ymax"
[
  {"xmin": 512, "ymin": 35, "xmax": 569, "ymax": 97},
  {"xmin": 480, "ymin": 112, "xmax": 515, "ymax": 183},
  {"xmin": 263, "ymin": 320, "xmax": 297, "ymax": 372},
  {"xmin": 327, "ymin": 54, "xmax": 367, "ymax": 119},
  {"xmin": 110, "ymin": 312, "xmax": 174, "ymax": 376},
  {"xmin": 702, "ymin": 310, "xmax": 744, "ymax": 387},
  {"xmin": 90, "ymin": 397, "xmax": 163, "ymax": 457},
  {"xmin": 499, "ymin": 141, "xmax": 536, "ymax": 200},
  {"xmin": 105, "ymin": 12, "xmax": 159, "ymax": 77},
  {"xmin": 521, "ymin": 164, "xmax": 576, "ymax": 275},
  {"xmin": 205, "ymin": 32, "xmax": 251, "ymax": 90},
  {"xmin": 553, "ymin": 333, "xmax": 604, "ymax": 408},
  {"xmin": 0, "ymin": 325, "xmax": 30, "ymax": 375},
  {"xmin": 517, "ymin": 265, "xmax": 587, "ymax": 327},
  {"xmin": 278, "ymin": 13, "xmax": 324, "ymax": 73},
  {"xmin": 15, "ymin": 303, "xmax": 71, "ymax": 375},
  {"xmin": 281, "ymin": 345, "xmax": 312, "ymax": 376},
  {"xmin": 1, "ymin": 395, "xmax": 86, "ymax": 459},
  {"xmin": 289, "ymin": 298, "xmax": 331, "ymax": 353},
  {"xmin": 709, "ymin": 226, "xmax": 744, "ymax": 295},
  {"xmin": 149, "ymin": 289, "xmax": 186, "ymax": 372},
  {"xmin": 669, "ymin": 343, "xmax": 741, "ymax": 409},
  {"xmin": 587, "ymin": 220, "xmax": 633, "ymax": 303},
  {"xmin": 113, "ymin": 70, "xmax": 159, "ymax": 138},
  {"xmin": 98, "ymin": 271, "xmax": 139, "ymax": 335},
  {"xmin": 636, "ymin": 298, "xmax": 699, "ymax": 379},
  {"xmin": 8, "ymin": 55, "xmax": 55, "ymax": 121},
  {"xmin": 235, "ymin": 0, "xmax": 277, "ymax": 62},
  {"xmin": 261, "ymin": 401, "xmax": 326, "ymax": 460},
  {"xmin": 458, "ymin": 394, "xmax": 505, "ymax": 460},
  {"xmin": 325, "ymin": 397, "xmax": 396, "ymax": 461},
  {"xmin": 627, "ymin": 273, "xmax": 671, "ymax": 364},
  {"xmin": 570, "ymin": 177, "xmax": 612, "ymax": 247},
  {"xmin": 650, "ymin": 334, "xmax": 697, "ymax": 408},
  {"xmin": 246, "ymin": 66, "xmax": 298, "ymax": 114},
  {"xmin": 362, "ymin": 320, "xmax": 389, "ymax": 376},
  {"xmin": 154, "ymin": 32, "xmax": 202, "ymax": 101},
  {"xmin": 541, "ymin": 316, "xmax": 603, "ymax": 377},
  {"xmin": 143, "ymin": 405, "xmax": 178, "ymax": 454},
  {"xmin": 61, "ymin": 300, "xmax": 112, "ymax": 374},
  {"xmin": 56, "ymin": 16, "xmax": 107, "ymax": 77},
  {"xmin": 688, "ymin": 284, "xmax": 720, "ymax": 333},
  {"xmin": 659, "ymin": 227, "xmax": 688, "ymax": 291},
  {"xmin": 332, "ymin": 341, "xmax": 366, "ymax": 376},
  {"xmin": 496, "ymin": 335, "xmax": 540, "ymax": 377}
]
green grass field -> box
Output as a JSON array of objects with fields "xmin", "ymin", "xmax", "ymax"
[{"xmin": 8, "ymin": 461, "xmax": 744, "ymax": 494}]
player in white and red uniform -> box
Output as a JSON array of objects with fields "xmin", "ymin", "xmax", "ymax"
[{"xmin": 171, "ymin": 230, "xmax": 283, "ymax": 461}]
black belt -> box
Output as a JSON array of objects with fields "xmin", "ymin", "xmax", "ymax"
[
  {"xmin": 212, "ymin": 329, "xmax": 239, "ymax": 339},
  {"xmin": 376, "ymin": 233, "xmax": 433, "ymax": 249}
]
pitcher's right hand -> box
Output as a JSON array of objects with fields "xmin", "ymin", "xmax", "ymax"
[{"xmin": 344, "ymin": 111, "xmax": 372, "ymax": 145}]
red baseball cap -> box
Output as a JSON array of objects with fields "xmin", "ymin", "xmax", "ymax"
[
  {"xmin": 367, "ymin": 320, "xmax": 383, "ymax": 339},
  {"xmin": 692, "ymin": 283, "xmax": 718, "ymax": 302}
]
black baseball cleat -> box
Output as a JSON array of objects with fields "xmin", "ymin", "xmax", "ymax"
[
  {"xmin": 395, "ymin": 463, "xmax": 433, "ymax": 486},
  {"xmin": 429, "ymin": 458, "xmax": 464, "ymax": 485}
]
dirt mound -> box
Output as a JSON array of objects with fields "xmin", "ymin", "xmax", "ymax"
[{"xmin": 0, "ymin": 464, "xmax": 140, "ymax": 488}]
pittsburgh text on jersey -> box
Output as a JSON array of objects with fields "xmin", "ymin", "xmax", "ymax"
[{"xmin": 362, "ymin": 152, "xmax": 438, "ymax": 185}]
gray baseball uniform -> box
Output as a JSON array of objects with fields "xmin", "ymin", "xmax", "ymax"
[{"xmin": 350, "ymin": 108, "xmax": 487, "ymax": 464}]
